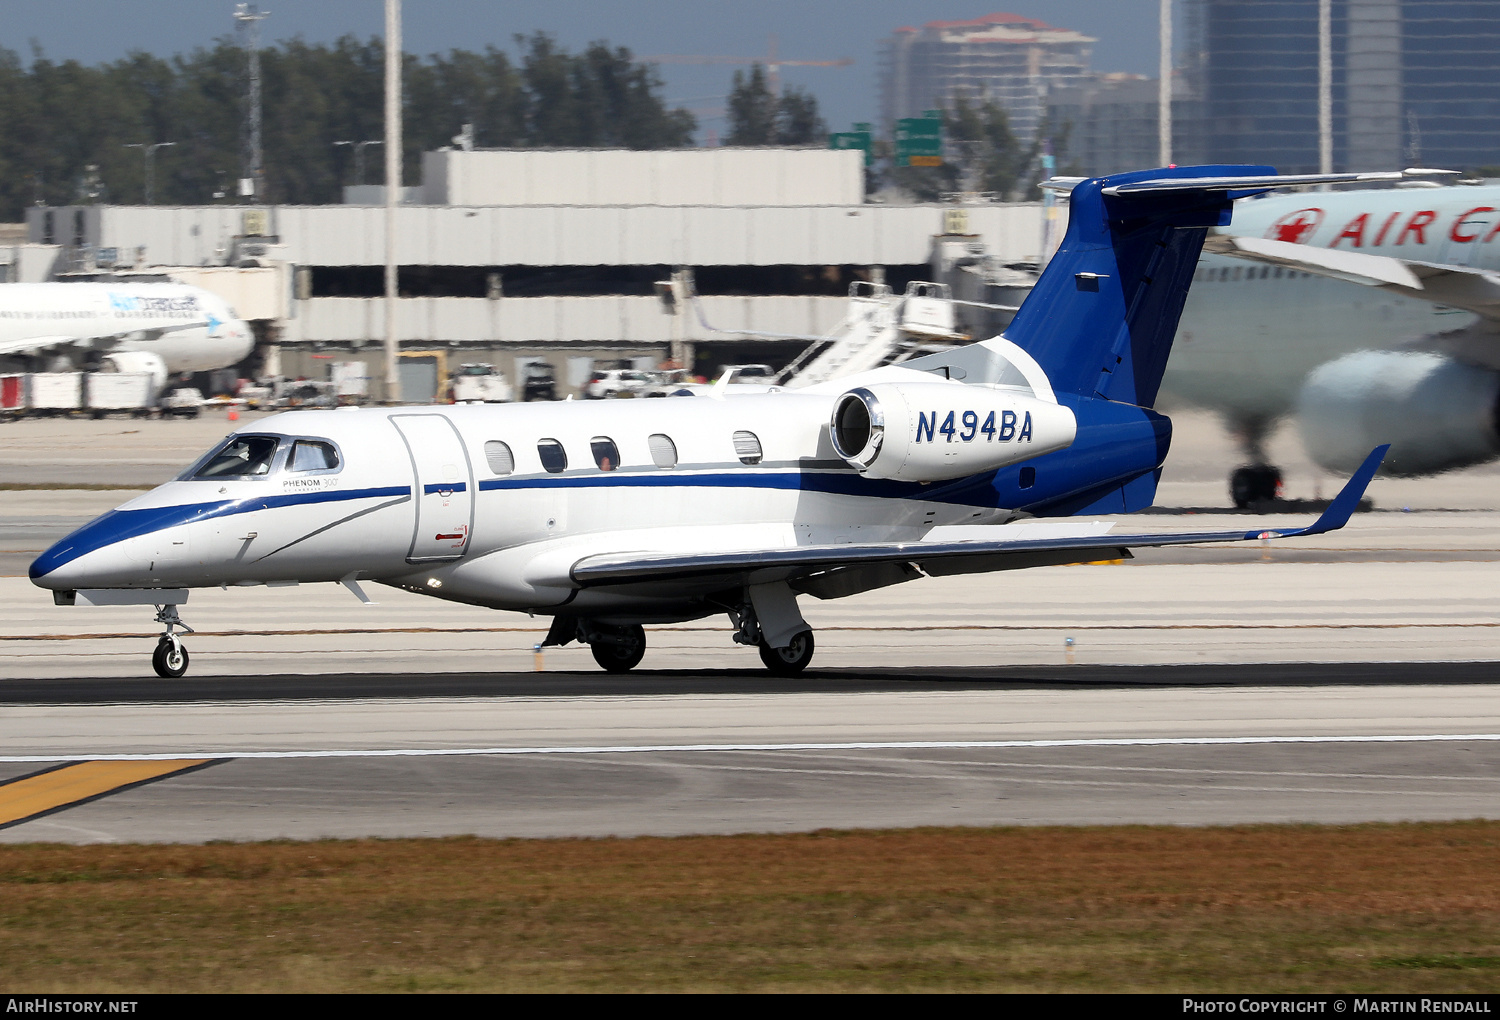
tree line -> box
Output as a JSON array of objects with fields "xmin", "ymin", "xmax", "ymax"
[{"xmin": 0, "ymin": 34, "xmax": 700, "ymax": 219}]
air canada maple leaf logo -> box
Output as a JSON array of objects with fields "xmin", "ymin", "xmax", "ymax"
[{"xmin": 1266, "ymin": 207, "xmax": 1324, "ymax": 244}]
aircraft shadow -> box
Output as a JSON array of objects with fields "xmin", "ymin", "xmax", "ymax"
[{"xmin": 1, "ymin": 660, "xmax": 1496, "ymax": 705}]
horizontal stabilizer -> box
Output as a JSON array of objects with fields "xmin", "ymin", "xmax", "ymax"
[{"xmin": 1101, "ymin": 171, "xmax": 1410, "ymax": 195}]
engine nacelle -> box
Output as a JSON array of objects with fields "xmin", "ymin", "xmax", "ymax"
[
  {"xmin": 829, "ymin": 382, "xmax": 1076, "ymax": 482},
  {"xmin": 99, "ymin": 351, "xmax": 169, "ymax": 397},
  {"xmin": 1296, "ymin": 350, "xmax": 1500, "ymax": 477}
]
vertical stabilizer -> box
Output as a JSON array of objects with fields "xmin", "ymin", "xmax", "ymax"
[{"xmin": 1003, "ymin": 164, "xmax": 1276, "ymax": 408}]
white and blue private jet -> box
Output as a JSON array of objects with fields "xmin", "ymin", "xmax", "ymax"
[{"xmin": 30, "ymin": 165, "xmax": 1390, "ymax": 678}]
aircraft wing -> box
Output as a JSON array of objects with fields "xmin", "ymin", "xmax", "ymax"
[
  {"xmin": 562, "ymin": 446, "xmax": 1387, "ymax": 598},
  {"xmin": 1204, "ymin": 233, "xmax": 1500, "ymax": 322},
  {"xmin": 0, "ymin": 320, "xmax": 214, "ymax": 359}
]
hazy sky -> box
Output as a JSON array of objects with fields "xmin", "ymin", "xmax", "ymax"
[{"xmin": 1, "ymin": 1, "xmax": 1163, "ymax": 136}]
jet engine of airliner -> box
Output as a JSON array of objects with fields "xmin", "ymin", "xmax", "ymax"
[
  {"xmin": 829, "ymin": 382, "xmax": 1076, "ymax": 483},
  {"xmin": 1296, "ymin": 349, "xmax": 1500, "ymax": 477}
]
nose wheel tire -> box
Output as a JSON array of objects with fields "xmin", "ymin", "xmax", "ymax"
[
  {"xmin": 759, "ymin": 630, "xmax": 815, "ymax": 676},
  {"xmin": 590, "ymin": 624, "xmax": 646, "ymax": 673},
  {"xmin": 152, "ymin": 637, "xmax": 189, "ymax": 678}
]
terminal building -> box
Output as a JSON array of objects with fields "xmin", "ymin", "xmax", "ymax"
[{"xmin": 20, "ymin": 148, "xmax": 1044, "ymax": 400}]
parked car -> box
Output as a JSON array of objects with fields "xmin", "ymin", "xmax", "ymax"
[
  {"xmin": 449, "ymin": 363, "xmax": 513, "ymax": 403},
  {"xmin": 521, "ymin": 361, "xmax": 557, "ymax": 402},
  {"xmin": 584, "ymin": 369, "xmax": 655, "ymax": 399},
  {"xmin": 655, "ymin": 364, "xmax": 783, "ymax": 398}
]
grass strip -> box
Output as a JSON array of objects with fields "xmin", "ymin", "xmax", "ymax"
[{"xmin": 1, "ymin": 821, "xmax": 1499, "ymax": 992}]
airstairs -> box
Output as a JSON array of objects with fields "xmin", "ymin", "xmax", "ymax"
[{"xmin": 781, "ymin": 282, "xmax": 968, "ymax": 389}]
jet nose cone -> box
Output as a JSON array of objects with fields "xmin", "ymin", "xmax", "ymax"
[{"xmin": 29, "ymin": 509, "xmax": 147, "ymax": 590}]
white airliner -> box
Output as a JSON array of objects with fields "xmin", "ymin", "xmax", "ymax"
[
  {"xmin": 1164, "ymin": 179, "xmax": 1500, "ymax": 502},
  {"xmin": 29, "ymin": 166, "xmax": 1390, "ymax": 679},
  {"xmin": 0, "ymin": 282, "xmax": 255, "ymax": 393}
]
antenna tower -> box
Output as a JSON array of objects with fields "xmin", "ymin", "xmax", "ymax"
[{"xmin": 234, "ymin": 3, "xmax": 269, "ymax": 201}]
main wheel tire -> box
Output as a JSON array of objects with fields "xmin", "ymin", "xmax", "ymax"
[
  {"xmin": 1230, "ymin": 465, "xmax": 1282, "ymax": 508},
  {"xmin": 759, "ymin": 629, "xmax": 815, "ymax": 676},
  {"xmin": 152, "ymin": 637, "xmax": 189, "ymax": 678},
  {"xmin": 590, "ymin": 624, "xmax": 646, "ymax": 673}
]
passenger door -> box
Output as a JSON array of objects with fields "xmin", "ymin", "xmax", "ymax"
[{"xmin": 391, "ymin": 414, "xmax": 474, "ymax": 563}]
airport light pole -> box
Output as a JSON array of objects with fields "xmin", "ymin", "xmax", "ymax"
[
  {"xmin": 234, "ymin": 3, "xmax": 269, "ymax": 201},
  {"xmin": 1158, "ymin": 0, "xmax": 1172, "ymax": 166},
  {"xmin": 1318, "ymin": 0, "xmax": 1333, "ymax": 175},
  {"xmin": 123, "ymin": 142, "xmax": 176, "ymax": 205},
  {"xmin": 384, "ymin": 0, "xmax": 402, "ymax": 404},
  {"xmin": 333, "ymin": 139, "xmax": 384, "ymax": 186}
]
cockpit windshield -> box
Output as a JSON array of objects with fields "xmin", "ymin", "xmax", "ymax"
[{"xmin": 188, "ymin": 435, "xmax": 282, "ymax": 479}]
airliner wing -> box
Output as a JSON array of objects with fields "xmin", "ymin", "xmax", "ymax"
[
  {"xmin": 0, "ymin": 335, "xmax": 84, "ymax": 357},
  {"xmin": 1205, "ymin": 234, "xmax": 1500, "ymax": 321},
  {"xmin": 0, "ymin": 319, "xmax": 214, "ymax": 359},
  {"xmin": 563, "ymin": 446, "xmax": 1386, "ymax": 597}
]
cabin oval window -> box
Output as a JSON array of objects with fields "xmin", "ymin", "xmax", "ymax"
[
  {"xmin": 732, "ymin": 430, "xmax": 763, "ymax": 466},
  {"xmin": 189, "ymin": 435, "xmax": 282, "ymax": 479},
  {"xmin": 289, "ymin": 440, "xmax": 340, "ymax": 473},
  {"xmin": 537, "ymin": 439, "xmax": 568, "ymax": 474},
  {"xmin": 484, "ymin": 440, "xmax": 515, "ymax": 476},
  {"xmin": 648, "ymin": 433, "xmax": 678, "ymax": 469},
  {"xmin": 590, "ymin": 437, "xmax": 621, "ymax": 472}
]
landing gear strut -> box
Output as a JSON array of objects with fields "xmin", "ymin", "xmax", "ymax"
[{"xmin": 151, "ymin": 604, "xmax": 194, "ymax": 678}]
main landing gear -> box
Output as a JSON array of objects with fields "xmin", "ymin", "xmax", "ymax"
[
  {"xmin": 757, "ymin": 629, "xmax": 815, "ymax": 676},
  {"xmin": 543, "ymin": 587, "xmax": 819, "ymax": 677},
  {"xmin": 588, "ymin": 623, "xmax": 646, "ymax": 674},
  {"xmin": 729, "ymin": 596, "xmax": 816, "ymax": 677},
  {"xmin": 151, "ymin": 604, "xmax": 194, "ymax": 678},
  {"xmin": 1228, "ymin": 416, "xmax": 1284, "ymax": 509},
  {"xmin": 1230, "ymin": 463, "xmax": 1283, "ymax": 508}
]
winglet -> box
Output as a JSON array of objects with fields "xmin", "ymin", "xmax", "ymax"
[{"xmin": 1293, "ymin": 445, "xmax": 1389, "ymax": 537}]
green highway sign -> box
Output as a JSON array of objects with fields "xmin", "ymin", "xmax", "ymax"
[
  {"xmin": 828, "ymin": 130, "xmax": 873, "ymax": 166},
  {"xmin": 895, "ymin": 116, "xmax": 943, "ymax": 167}
]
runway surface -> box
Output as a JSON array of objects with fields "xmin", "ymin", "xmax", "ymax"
[
  {"xmin": 1, "ymin": 663, "xmax": 1497, "ymax": 842},
  {"xmin": 0, "ymin": 410, "xmax": 1497, "ymax": 843}
]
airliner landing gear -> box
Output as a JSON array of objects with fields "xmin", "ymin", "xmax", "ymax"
[
  {"xmin": 1228, "ymin": 416, "xmax": 1283, "ymax": 508},
  {"xmin": 758, "ymin": 630, "xmax": 815, "ymax": 676},
  {"xmin": 587, "ymin": 623, "xmax": 646, "ymax": 673},
  {"xmin": 151, "ymin": 604, "xmax": 194, "ymax": 678},
  {"xmin": 1230, "ymin": 464, "xmax": 1282, "ymax": 508}
]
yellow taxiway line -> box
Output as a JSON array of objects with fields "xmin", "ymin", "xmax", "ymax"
[{"xmin": 0, "ymin": 759, "xmax": 220, "ymax": 829}]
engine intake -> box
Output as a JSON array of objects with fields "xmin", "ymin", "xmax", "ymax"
[{"xmin": 830, "ymin": 382, "xmax": 1076, "ymax": 483}]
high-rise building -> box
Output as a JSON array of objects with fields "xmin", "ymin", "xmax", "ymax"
[
  {"xmin": 878, "ymin": 13, "xmax": 1095, "ymax": 140},
  {"xmin": 1189, "ymin": 0, "xmax": 1500, "ymax": 172}
]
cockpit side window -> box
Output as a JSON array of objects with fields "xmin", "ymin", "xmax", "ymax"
[
  {"xmin": 190, "ymin": 435, "xmax": 281, "ymax": 479},
  {"xmin": 289, "ymin": 440, "xmax": 340, "ymax": 473}
]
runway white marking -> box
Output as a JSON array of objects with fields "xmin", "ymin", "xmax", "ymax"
[{"xmin": 2, "ymin": 732, "xmax": 1499, "ymax": 764}]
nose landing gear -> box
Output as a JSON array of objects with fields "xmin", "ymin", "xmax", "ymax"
[{"xmin": 152, "ymin": 604, "xmax": 195, "ymax": 678}]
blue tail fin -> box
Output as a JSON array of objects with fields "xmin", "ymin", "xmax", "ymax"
[{"xmin": 1004, "ymin": 164, "xmax": 1275, "ymax": 408}]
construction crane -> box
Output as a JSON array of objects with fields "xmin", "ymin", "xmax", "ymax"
[{"xmin": 644, "ymin": 35, "xmax": 852, "ymax": 95}]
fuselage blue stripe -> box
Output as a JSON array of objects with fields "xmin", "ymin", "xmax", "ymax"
[
  {"xmin": 422, "ymin": 482, "xmax": 468, "ymax": 494},
  {"xmin": 476, "ymin": 470, "xmax": 986, "ymax": 502},
  {"xmin": 29, "ymin": 485, "xmax": 410, "ymax": 579}
]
